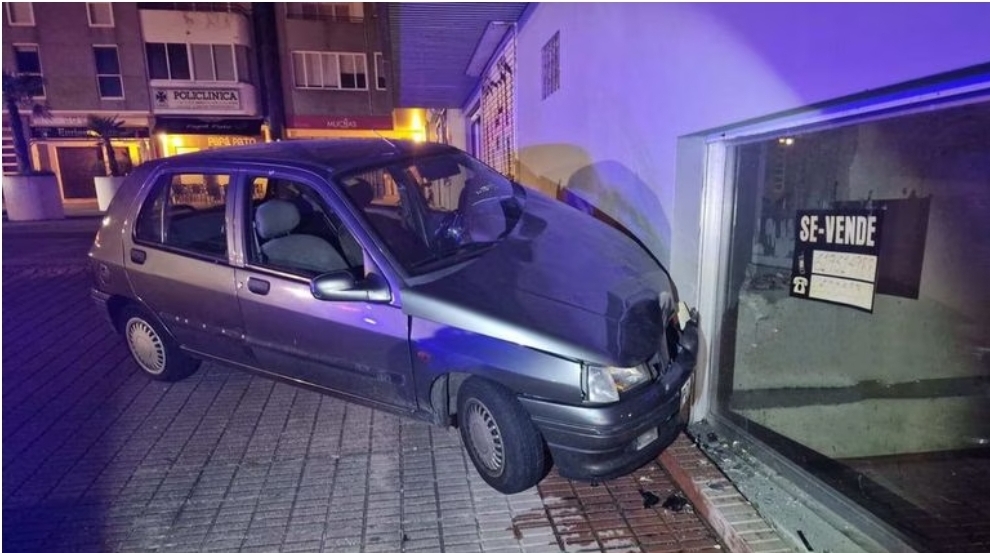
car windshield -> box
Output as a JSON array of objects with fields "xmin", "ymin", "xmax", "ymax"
[{"xmin": 335, "ymin": 151, "xmax": 525, "ymax": 275}]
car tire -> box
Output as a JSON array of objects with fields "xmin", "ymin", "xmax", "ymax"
[
  {"xmin": 120, "ymin": 307, "xmax": 200, "ymax": 381},
  {"xmin": 457, "ymin": 377, "xmax": 547, "ymax": 494}
]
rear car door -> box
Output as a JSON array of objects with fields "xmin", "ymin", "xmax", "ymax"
[
  {"xmin": 232, "ymin": 170, "xmax": 416, "ymax": 410},
  {"xmin": 124, "ymin": 167, "xmax": 251, "ymax": 364}
]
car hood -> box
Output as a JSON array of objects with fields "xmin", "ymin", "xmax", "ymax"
[{"xmin": 401, "ymin": 193, "xmax": 674, "ymax": 366}]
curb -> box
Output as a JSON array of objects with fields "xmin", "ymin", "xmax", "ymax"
[{"xmin": 659, "ymin": 434, "xmax": 797, "ymax": 553}]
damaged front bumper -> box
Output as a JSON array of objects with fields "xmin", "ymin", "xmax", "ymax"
[{"xmin": 520, "ymin": 316, "xmax": 699, "ymax": 482}]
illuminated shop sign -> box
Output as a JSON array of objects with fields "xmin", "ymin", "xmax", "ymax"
[
  {"xmin": 289, "ymin": 115, "xmax": 394, "ymax": 130},
  {"xmin": 790, "ymin": 209, "xmax": 884, "ymax": 312},
  {"xmin": 153, "ymin": 87, "xmax": 241, "ymax": 111}
]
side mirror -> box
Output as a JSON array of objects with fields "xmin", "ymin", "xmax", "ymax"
[{"xmin": 311, "ymin": 271, "xmax": 391, "ymax": 303}]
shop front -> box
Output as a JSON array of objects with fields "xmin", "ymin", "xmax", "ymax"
[
  {"xmin": 153, "ymin": 117, "xmax": 266, "ymax": 158},
  {"xmin": 286, "ymin": 108, "xmax": 427, "ymax": 142},
  {"xmin": 698, "ymin": 77, "xmax": 990, "ymax": 551},
  {"xmin": 29, "ymin": 113, "xmax": 151, "ymax": 203}
]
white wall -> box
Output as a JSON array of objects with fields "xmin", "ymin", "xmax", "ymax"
[{"xmin": 512, "ymin": 3, "xmax": 990, "ymax": 305}]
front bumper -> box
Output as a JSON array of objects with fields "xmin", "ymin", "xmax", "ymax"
[{"xmin": 519, "ymin": 321, "xmax": 698, "ymax": 482}]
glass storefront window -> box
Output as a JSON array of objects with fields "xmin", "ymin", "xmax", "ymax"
[{"xmin": 716, "ymin": 100, "xmax": 990, "ymax": 550}]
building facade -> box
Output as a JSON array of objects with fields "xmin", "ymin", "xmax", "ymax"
[
  {"xmin": 3, "ymin": 1, "xmax": 423, "ymax": 208},
  {"xmin": 274, "ymin": 2, "xmax": 424, "ymax": 141},
  {"xmin": 137, "ymin": 2, "xmax": 265, "ymax": 159},
  {"xmin": 388, "ymin": 4, "xmax": 990, "ymax": 552},
  {"xmin": 3, "ymin": 2, "xmax": 152, "ymax": 204}
]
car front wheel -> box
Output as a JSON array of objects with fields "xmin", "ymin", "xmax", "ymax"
[
  {"xmin": 457, "ymin": 377, "xmax": 548, "ymax": 494},
  {"xmin": 121, "ymin": 307, "xmax": 200, "ymax": 381}
]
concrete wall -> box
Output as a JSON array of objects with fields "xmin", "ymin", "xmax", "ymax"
[{"xmin": 510, "ymin": 3, "xmax": 990, "ymax": 305}]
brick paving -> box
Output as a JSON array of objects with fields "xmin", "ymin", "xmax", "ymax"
[{"xmin": 2, "ymin": 220, "xmax": 725, "ymax": 552}]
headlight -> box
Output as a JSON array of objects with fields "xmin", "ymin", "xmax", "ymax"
[{"xmin": 584, "ymin": 364, "xmax": 651, "ymax": 403}]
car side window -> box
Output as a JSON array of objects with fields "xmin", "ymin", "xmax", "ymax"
[
  {"xmin": 245, "ymin": 175, "xmax": 362, "ymax": 277},
  {"xmin": 134, "ymin": 172, "xmax": 231, "ymax": 259}
]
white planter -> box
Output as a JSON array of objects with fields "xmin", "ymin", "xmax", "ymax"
[
  {"xmin": 94, "ymin": 176, "xmax": 126, "ymax": 211},
  {"xmin": 2, "ymin": 174, "xmax": 65, "ymax": 221}
]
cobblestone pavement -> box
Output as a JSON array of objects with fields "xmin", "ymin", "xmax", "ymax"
[{"xmin": 2, "ymin": 220, "xmax": 724, "ymax": 552}]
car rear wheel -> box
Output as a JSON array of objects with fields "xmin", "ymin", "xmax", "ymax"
[
  {"xmin": 457, "ymin": 377, "xmax": 547, "ymax": 494},
  {"xmin": 121, "ymin": 307, "xmax": 200, "ymax": 381}
]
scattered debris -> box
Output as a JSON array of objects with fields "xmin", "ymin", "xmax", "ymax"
[
  {"xmin": 638, "ymin": 475, "xmax": 653, "ymax": 483},
  {"xmin": 707, "ymin": 481, "xmax": 728, "ymax": 491},
  {"xmin": 640, "ymin": 490, "xmax": 661, "ymax": 509},
  {"xmin": 797, "ymin": 529, "xmax": 813, "ymax": 551},
  {"xmin": 661, "ymin": 493, "xmax": 689, "ymax": 512}
]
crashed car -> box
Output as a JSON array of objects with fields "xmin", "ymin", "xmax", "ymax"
[{"xmin": 89, "ymin": 139, "xmax": 698, "ymax": 493}]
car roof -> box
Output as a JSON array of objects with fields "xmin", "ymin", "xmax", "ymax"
[{"xmin": 158, "ymin": 138, "xmax": 459, "ymax": 175}]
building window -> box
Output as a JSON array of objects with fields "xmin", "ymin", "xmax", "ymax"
[
  {"xmin": 541, "ymin": 32, "xmax": 560, "ymax": 100},
  {"xmin": 13, "ymin": 45, "xmax": 44, "ymax": 98},
  {"xmin": 190, "ymin": 44, "xmax": 236, "ymax": 82},
  {"xmin": 5, "ymin": 2, "xmax": 34, "ymax": 26},
  {"xmin": 712, "ymin": 99, "xmax": 990, "ymax": 551},
  {"xmin": 292, "ymin": 52, "xmax": 367, "ymax": 90},
  {"xmin": 146, "ymin": 43, "xmax": 192, "ymax": 81},
  {"xmin": 285, "ymin": 2, "xmax": 362, "ymax": 22},
  {"xmin": 86, "ymin": 2, "xmax": 113, "ymax": 26},
  {"xmin": 93, "ymin": 46, "xmax": 123, "ymax": 99},
  {"xmin": 374, "ymin": 52, "xmax": 387, "ymax": 90},
  {"xmin": 235, "ymin": 45, "xmax": 252, "ymax": 83}
]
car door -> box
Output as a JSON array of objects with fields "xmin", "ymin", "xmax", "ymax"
[
  {"xmin": 125, "ymin": 168, "xmax": 252, "ymax": 364},
  {"xmin": 232, "ymin": 170, "xmax": 416, "ymax": 410}
]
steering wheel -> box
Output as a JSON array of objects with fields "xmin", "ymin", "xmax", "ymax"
[{"xmin": 433, "ymin": 211, "xmax": 466, "ymax": 251}]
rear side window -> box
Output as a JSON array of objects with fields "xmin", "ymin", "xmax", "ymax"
[{"xmin": 134, "ymin": 172, "xmax": 231, "ymax": 259}]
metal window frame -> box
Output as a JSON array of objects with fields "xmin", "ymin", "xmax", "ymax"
[
  {"xmin": 694, "ymin": 68, "xmax": 990, "ymax": 553},
  {"xmin": 290, "ymin": 50, "xmax": 369, "ymax": 91},
  {"xmin": 86, "ymin": 2, "xmax": 114, "ymax": 27},
  {"xmin": 374, "ymin": 52, "xmax": 386, "ymax": 91},
  {"xmin": 541, "ymin": 31, "xmax": 560, "ymax": 100},
  {"xmin": 5, "ymin": 2, "xmax": 35, "ymax": 26},
  {"xmin": 93, "ymin": 44, "xmax": 125, "ymax": 99},
  {"xmin": 12, "ymin": 43, "xmax": 45, "ymax": 99}
]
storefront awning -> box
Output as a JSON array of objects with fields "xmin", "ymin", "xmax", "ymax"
[{"xmin": 386, "ymin": 2, "xmax": 528, "ymax": 108}]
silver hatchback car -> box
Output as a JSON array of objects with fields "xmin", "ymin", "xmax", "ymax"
[{"xmin": 89, "ymin": 139, "xmax": 698, "ymax": 493}]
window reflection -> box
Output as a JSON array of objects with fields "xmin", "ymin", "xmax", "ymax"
[{"xmin": 719, "ymin": 101, "xmax": 990, "ymax": 550}]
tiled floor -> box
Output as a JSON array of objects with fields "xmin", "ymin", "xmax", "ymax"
[{"xmin": 2, "ymin": 220, "xmax": 724, "ymax": 552}]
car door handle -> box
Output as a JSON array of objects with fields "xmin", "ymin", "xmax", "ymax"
[
  {"xmin": 130, "ymin": 248, "xmax": 147, "ymax": 265},
  {"xmin": 247, "ymin": 277, "xmax": 270, "ymax": 295}
]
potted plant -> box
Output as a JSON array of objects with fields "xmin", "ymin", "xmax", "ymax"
[
  {"xmin": 2, "ymin": 71, "xmax": 63, "ymax": 221},
  {"xmin": 88, "ymin": 114, "xmax": 128, "ymax": 211}
]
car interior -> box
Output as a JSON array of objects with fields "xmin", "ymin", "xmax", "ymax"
[{"xmin": 249, "ymin": 178, "xmax": 362, "ymax": 277}]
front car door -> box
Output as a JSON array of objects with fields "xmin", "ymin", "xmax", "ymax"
[
  {"xmin": 124, "ymin": 167, "xmax": 251, "ymax": 364},
  {"xmin": 231, "ymin": 169, "xmax": 416, "ymax": 410}
]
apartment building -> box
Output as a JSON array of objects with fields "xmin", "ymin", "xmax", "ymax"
[
  {"xmin": 3, "ymin": 2, "xmax": 151, "ymax": 204},
  {"xmin": 274, "ymin": 2, "xmax": 424, "ymax": 141},
  {"xmin": 3, "ymin": 2, "xmax": 420, "ymax": 208}
]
